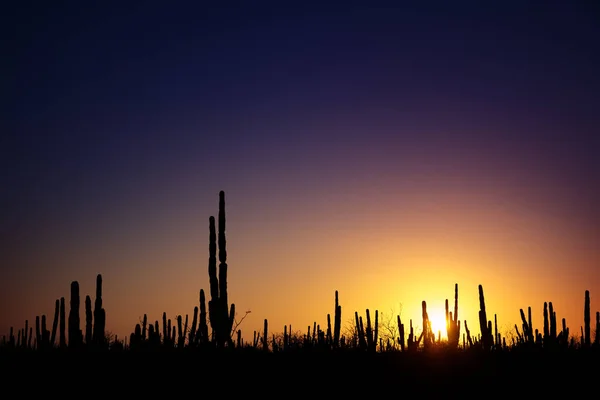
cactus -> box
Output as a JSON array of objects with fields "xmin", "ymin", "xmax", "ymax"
[
  {"xmin": 584, "ymin": 290, "xmax": 590, "ymax": 347},
  {"xmin": 59, "ymin": 297, "xmax": 66, "ymax": 348},
  {"xmin": 197, "ymin": 289, "xmax": 209, "ymax": 344},
  {"xmin": 543, "ymin": 302, "xmax": 549, "ymax": 344},
  {"xmin": 397, "ymin": 315, "xmax": 405, "ymax": 351},
  {"xmin": 189, "ymin": 307, "xmax": 198, "ymax": 345},
  {"xmin": 68, "ymin": 281, "xmax": 82, "ymax": 348},
  {"xmin": 361, "ymin": 309, "xmax": 378, "ymax": 352},
  {"xmin": 326, "ymin": 314, "xmax": 332, "ymax": 345},
  {"xmin": 494, "ymin": 314, "xmax": 499, "ymax": 348},
  {"xmin": 446, "ymin": 283, "xmax": 461, "ymax": 348},
  {"xmin": 422, "ymin": 301, "xmax": 430, "ymax": 350},
  {"xmin": 478, "ymin": 284, "xmax": 493, "ymax": 350},
  {"xmin": 594, "ymin": 312, "xmax": 599, "ymax": 346},
  {"xmin": 528, "ymin": 306, "xmax": 533, "ymax": 341},
  {"xmin": 183, "ymin": 314, "xmax": 188, "ymax": 346},
  {"xmin": 560, "ymin": 318, "xmax": 569, "ymax": 346},
  {"xmin": 50, "ymin": 300, "xmax": 59, "ymax": 347},
  {"xmin": 41, "ymin": 315, "xmax": 49, "ymax": 348},
  {"xmin": 162, "ymin": 312, "xmax": 167, "ymax": 344},
  {"xmin": 85, "ymin": 295, "xmax": 93, "ymax": 344},
  {"xmin": 514, "ymin": 324, "xmax": 522, "ymax": 343},
  {"xmin": 148, "ymin": 322, "xmax": 159, "ymax": 347},
  {"xmin": 93, "ymin": 274, "xmax": 106, "ymax": 347},
  {"xmin": 142, "ymin": 314, "xmax": 147, "ymax": 341},
  {"xmin": 373, "ymin": 310, "xmax": 378, "ymax": 352},
  {"xmin": 23, "ymin": 320, "xmax": 29, "ymax": 349},
  {"xmin": 407, "ymin": 319, "xmax": 414, "ymax": 350},
  {"xmin": 549, "ymin": 302, "xmax": 557, "ymax": 345},
  {"xmin": 464, "ymin": 320, "xmax": 473, "ymax": 347},
  {"xmin": 263, "ymin": 319, "xmax": 268, "ymax": 351},
  {"xmin": 207, "ymin": 191, "xmax": 235, "ymax": 348},
  {"xmin": 519, "ymin": 307, "xmax": 534, "ymax": 344},
  {"xmin": 333, "ymin": 290, "xmax": 342, "ymax": 348},
  {"xmin": 130, "ymin": 324, "xmax": 142, "ymax": 349},
  {"xmin": 177, "ymin": 315, "xmax": 184, "ymax": 348},
  {"xmin": 354, "ymin": 312, "xmax": 367, "ymax": 350},
  {"xmin": 35, "ymin": 316, "xmax": 41, "ymax": 349},
  {"xmin": 365, "ymin": 310, "xmax": 373, "ymax": 350}
]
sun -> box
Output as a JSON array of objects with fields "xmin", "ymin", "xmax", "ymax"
[{"xmin": 426, "ymin": 308, "xmax": 448, "ymax": 340}]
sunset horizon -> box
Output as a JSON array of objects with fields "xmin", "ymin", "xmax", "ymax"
[
  {"xmin": 2, "ymin": 189, "xmax": 598, "ymax": 349},
  {"xmin": 3, "ymin": 1, "xmax": 599, "ymax": 353}
]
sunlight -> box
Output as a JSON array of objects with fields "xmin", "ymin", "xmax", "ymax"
[{"xmin": 427, "ymin": 308, "xmax": 447, "ymax": 340}]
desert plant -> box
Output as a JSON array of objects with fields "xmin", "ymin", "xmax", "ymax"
[
  {"xmin": 207, "ymin": 191, "xmax": 235, "ymax": 348},
  {"xmin": 68, "ymin": 281, "xmax": 82, "ymax": 348},
  {"xmin": 446, "ymin": 283, "xmax": 460, "ymax": 348},
  {"xmin": 93, "ymin": 274, "xmax": 106, "ymax": 347}
]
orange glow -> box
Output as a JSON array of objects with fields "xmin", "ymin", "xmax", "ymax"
[
  {"xmin": 427, "ymin": 307, "xmax": 447, "ymax": 340},
  {"xmin": 1, "ymin": 184, "xmax": 598, "ymax": 348}
]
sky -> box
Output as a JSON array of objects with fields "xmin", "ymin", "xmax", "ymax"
[{"xmin": 2, "ymin": 0, "xmax": 599, "ymax": 346}]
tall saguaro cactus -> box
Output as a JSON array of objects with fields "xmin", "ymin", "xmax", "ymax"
[
  {"xmin": 422, "ymin": 301, "xmax": 431, "ymax": 350},
  {"xmin": 208, "ymin": 191, "xmax": 235, "ymax": 347},
  {"xmin": 478, "ymin": 284, "xmax": 493, "ymax": 350},
  {"xmin": 198, "ymin": 289, "xmax": 209, "ymax": 344},
  {"xmin": 595, "ymin": 311, "xmax": 599, "ymax": 346},
  {"xmin": 85, "ymin": 295, "xmax": 93, "ymax": 344},
  {"xmin": 59, "ymin": 297, "xmax": 66, "ymax": 348},
  {"xmin": 333, "ymin": 290, "xmax": 342, "ymax": 348},
  {"xmin": 93, "ymin": 274, "xmax": 106, "ymax": 347},
  {"xmin": 584, "ymin": 290, "xmax": 590, "ymax": 347},
  {"xmin": 446, "ymin": 283, "xmax": 461, "ymax": 348},
  {"xmin": 50, "ymin": 299, "xmax": 59, "ymax": 347},
  {"xmin": 68, "ymin": 281, "xmax": 82, "ymax": 348}
]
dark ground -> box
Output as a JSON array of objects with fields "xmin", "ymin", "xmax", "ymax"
[{"xmin": 1, "ymin": 348, "xmax": 597, "ymax": 396}]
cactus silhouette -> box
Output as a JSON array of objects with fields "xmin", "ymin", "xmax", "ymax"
[
  {"xmin": 35, "ymin": 316, "xmax": 40, "ymax": 349},
  {"xmin": 68, "ymin": 281, "xmax": 82, "ymax": 348},
  {"xmin": 333, "ymin": 290, "xmax": 342, "ymax": 348},
  {"xmin": 446, "ymin": 283, "xmax": 460, "ymax": 348},
  {"xmin": 478, "ymin": 284, "xmax": 493, "ymax": 350},
  {"xmin": 549, "ymin": 302, "xmax": 557, "ymax": 344},
  {"xmin": 397, "ymin": 315, "xmax": 405, "ymax": 351},
  {"xmin": 207, "ymin": 191, "xmax": 235, "ymax": 348},
  {"xmin": 141, "ymin": 314, "xmax": 147, "ymax": 340},
  {"xmin": 197, "ymin": 289, "xmax": 209, "ymax": 344},
  {"xmin": 422, "ymin": 301, "xmax": 431, "ymax": 351},
  {"xmin": 263, "ymin": 319, "xmax": 268, "ymax": 351},
  {"xmin": 584, "ymin": 290, "xmax": 590, "ymax": 347},
  {"xmin": 23, "ymin": 320, "xmax": 29, "ymax": 349},
  {"xmin": 189, "ymin": 307, "xmax": 198, "ymax": 344},
  {"xmin": 595, "ymin": 311, "xmax": 599, "ymax": 346},
  {"xmin": 85, "ymin": 295, "xmax": 92, "ymax": 344},
  {"xmin": 50, "ymin": 300, "xmax": 59, "ymax": 347},
  {"xmin": 93, "ymin": 274, "xmax": 106, "ymax": 347},
  {"xmin": 59, "ymin": 297, "xmax": 66, "ymax": 348}
]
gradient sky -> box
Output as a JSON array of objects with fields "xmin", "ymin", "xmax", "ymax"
[{"xmin": 3, "ymin": 0, "xmax": 599, "ymax": 345}]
